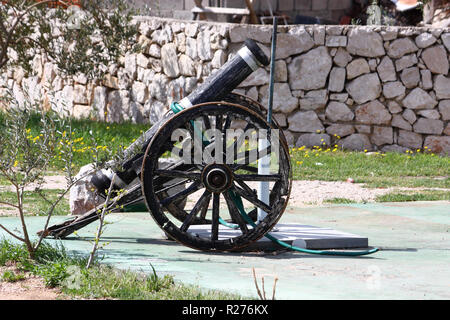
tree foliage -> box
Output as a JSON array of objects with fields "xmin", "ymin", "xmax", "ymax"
[{"xmin": 0, "ymin": 0, "xmax": 139, "ymax": 79}]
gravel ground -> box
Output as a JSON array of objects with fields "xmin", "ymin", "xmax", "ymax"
[
  {"xmin": 0, "ymin": 175, "xmax": 433, "ymax": 209},
  {"xmin": 0, "ymin": 265, "xmax": 65, "ymax": 300}
]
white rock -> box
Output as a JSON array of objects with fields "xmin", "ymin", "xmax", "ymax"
[
  {"xmin": 276, "ymin": 29, "xmax": 314, "ymax": 59},
  {"xmin": 424, "ymin": 136, "xmax": 450, "ymax": 154},
  {"xmin": 259, "ymin": 83, "xmax": 298, "ymax": 114},
  {"xmin": 346, "ymin": 73, "xmax": 381, "ymax": 104},
  {"xmin": 347, "ymin": 28, "xmax": 385, "ymax": 57},
  {"xmin": 326, "ymin": 124, "xmax": 355, "ymax": 137},
  {"xmin": 288, "ymin": 110, "xmax": 324, "ymax": 133},
  {"xmin": 387, "ymin": 38, "xmax": 418, "ymax": 59},
  {"xmin": 402, "ymin": 88, "xmax": 438, "ymax": 109},
  {"xmin": 296, "ymin": 133, "xmax": 331, "ymax": 148},
  {"xmin": 333, "ymin": 48, "xmax": 352, "ymax": 67},
  {"xmin": 328, "ymin": 67, "xmax": 346, "ymax": 92},
  {"xmin": 392, "ymin": 114, "xmax": 412, "ymax": 131},
  {"xmin": 355, "ymin": 99, "xmax": 392, "ymax": 125},
  {"xmin": 346, "ymin": 58, "xmax": 370, "ymax": 80},
  {"xmin": 185, "ymin": 37, "xmax": 197, "ymax": 59},
  {"xmin": 325, "ymin": 35, "xmax": 347, "ymax": 47},
  {"xmin": 92, "ymin": 86, "xmax": 108, "ymax": 121},
  {"xmin": 197, "ymin": 30, "xmax": 212, "ymax": 61},
  {"xmin": 131, "ymin": 81, "xmax": 148, "ymax": 104},
  {"xmin": 238, "ymin": 68, "xmax": 269, "ymax": 87},
  {"xmin": 338, "ymin": 133, "xmax": 373, "ymax": 151},
  {"xmin": 371, "ymin": 126, "xmax": 393, "ymax": 146},
  {"xmin": 434, "ymin": 75, "xmax": 450, "ymax": 100},
  {"xmin": 402, "ymin": 109, "xmax": 417, "ymax": 124},
  {"xmin": 377, "ymin": 56, "xmax": 397, "ymax": 82},
  {"xmin": 229, "ymin": 25, "xmax": 272, "ymax": 43},
  {"xmin": 299, "ymin": 90, "xmax": 328, "ymax": 110},
  {"xmin": 383, "ymin": 81, "xmax": 406, "ymax": 99},
  {"xmin": 70, "ymin": 164, "xmax": 104, "ymax": 216},
  {"xmin": 400, "ymin": 67, "xmax": 420, "ymax": 89},
  {"xmin": 124, "ymin": 54, "xmax": 137, "ymax": 80},
  {"xmin": 288, "ymin": 46, "xmax": 332, "ymax": 90},
  {"xmin": 415, "ymin": 33, "xmax": 437, "ymax": 48},
  {"xmin": 178, "ymin": 54, "xmax": 195, "ymax": 76},
  {"xmin": 438, "ymin": 100, "xmax": 450, "ymax": 120},
  {"xmin": 395, "ymin": 54, "xmax": 418, "ymax": 72},
  {"xmin": 413, "ymin": 118, "xmax": 444, "ymax": 135},
  {"xmin": 398, "ymin": 130, "xmax": 423, "ymax": 149},
  {"xmin": 442, "ymin": 33, "xmax": 450, "ymax": 52},
  {"xmin": 73, "ymin": 84, "xmax": 88, "ymax": 105},
  {"xmin": 161, "ymin": 43, "xmax": 180, "ymax": 78},
  {"xmin": 420, "ymin": 70, "xmax": 433, "ymax": 90},
  {"xmin": 417, "ymin": 109, "xmax": 441, "ymax": 120},
  {"xmin": 421, "ymin": 45, "xmax": 449, "ymax": 75},
  {"xmin": 211, "ymin": 50, "xmax": 226, "ymax": 69},
  {"xmin": 325, "ymin": 102, "xmax": 354, "ymax": 122}
]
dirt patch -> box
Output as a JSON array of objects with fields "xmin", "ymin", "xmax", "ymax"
[{"xmin": 0, "ymin": 265, "xmax": 67, "ymax": 300}]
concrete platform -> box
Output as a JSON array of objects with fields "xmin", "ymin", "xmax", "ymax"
[
  {"xmin": 187, "ymin": 223, "xmax": 369, "ymax": 251},
  {"xmin": 1, "ymin": 200, "xmax": 449, "ymax": 299}
]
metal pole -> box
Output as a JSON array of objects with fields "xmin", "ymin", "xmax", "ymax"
[{"xmin": 257, "ymin": 17, "xmax": 278, "ymax": 223}]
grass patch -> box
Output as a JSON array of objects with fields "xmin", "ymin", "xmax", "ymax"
[
  {"xmin": 290, "ymin": 148, "xmax": 450, "ymax": 189},
  {"xmin": 1, "ymin": 270, "xmax": 26, "ymax": 282},
  {"xmin": 376, "ymin": 190, "xmax": 450, "ymax": 202},
  {"xmin": 0, "ymin": 238, "xmax": 246, "ymax": 300},
  {"xmin": 0, "ymin": 189, "xmax": 69, "ymax": 216},
  {"xmin": 0, "ymin": 112, "xmax": 149, "ymax": 171},
  {"xmin": 323, "ymin": 198, "xmax": 358, "ymax": 204}
]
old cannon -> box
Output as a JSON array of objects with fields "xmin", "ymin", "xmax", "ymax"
[{"xmin": 41, "ymin": 38, "xmax": 293, "ymax": 252}]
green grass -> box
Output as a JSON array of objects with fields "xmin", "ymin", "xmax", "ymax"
[
  {"xmin": 1, "ymin": 270, "xmax": 26, "ymax": 282},
  {"xmin": 290, "ymin": 148, "xmax": 450, "ymax": 189},
  {"xmin": 0, "ymin": 238, "xmax": 246, "ymax": 300},
  {"xmin": 0, "ymin": 189, "xmax": 69, "ymax": 216},
  {"xmin": 1, "ymin": 112, "xmax": 149, "ymax": 171},
  {"xmin": 323, "ymin": 198, "xmax": 358, "ymax": 204},
  {"xmin": 376, "ymin": 190, "xmax": 450, "ymax": 202}
]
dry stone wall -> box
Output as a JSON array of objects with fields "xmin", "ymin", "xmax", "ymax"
[{"xmin": 2, "ymin": 17, "xmax": 450, "ymax": 154}]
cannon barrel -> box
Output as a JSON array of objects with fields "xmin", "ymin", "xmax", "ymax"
[{"xmin": 91, "ymin": 39, "xmax": 270, "ymax": 195}]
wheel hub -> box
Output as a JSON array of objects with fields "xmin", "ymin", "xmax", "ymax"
[{"xmin": 202, "ymin": 164, "xmax": 233, "ymax": 193}]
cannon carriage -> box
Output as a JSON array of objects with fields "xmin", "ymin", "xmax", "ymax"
[{"xmin": 41, "ymin": 39, "xmax": 293, "ymax": 252}]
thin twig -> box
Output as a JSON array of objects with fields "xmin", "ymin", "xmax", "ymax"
[
  {"xmin": 0, "ymin": 224, "xmax": 25, "ymax": 242},
  {"xmin": 252, "ymin": 267, "xmax": 264, "ymax": 300},
  {"xmin": 272, "ymin": 277, "xmax": 278, "ymax": 300}
]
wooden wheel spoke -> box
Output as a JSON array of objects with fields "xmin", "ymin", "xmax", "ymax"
[
  {"xmin": 233, "ymin": 178, "xmax": 255, "ymax": 197},
  {"xmin": 202, "ymin": 115, "xmax": 211, "ymax": 131},
  {"xmin": 233, "ymin": 146, "xmax": 271, "ymax": 165},
  {"xmin": 160, "ymin": 181, "xmax": 201, "ymax": 207},
  {"xmin": 223, "ymin": 113, "xmax": 232, "ymax": 131},
  {"xmin": 211, "ymin": 193, "xmax": 220, "ymax": 243},
  {"xmin": 223, "ymin": 191, "xmax": 249, "ymax": 234},
  {"xmin": 215, "ymin": 114, "xmax": 223, "ymax": 132},
  {"xmin": 180, "ymin": 190, "xmax": 211, "ymax": 232},
  {"xmin": 231, "ymin": 164, "xmax": 258, "ymax": 173},
  {"xmin": 155, "ymin": 178, "xmax": 189, "ymax": 195},
  {"xmin": 225, "ymin": 122, "xmax": 254, "ymax": 156},
  {"xmin": 234, "ymin": 174, "xmax": 280, "ymax": 182},
  {"xmin": 232, "ymin": 185, "xmax": 272, "ymax": 214},
  {"xmin": 154, "ymin": 169, "xmax": 201, "ymax": 180}
]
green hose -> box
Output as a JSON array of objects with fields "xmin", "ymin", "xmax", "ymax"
[{"xmin": 170, "ymin": 102, "xmax": 379, "ymax": 256}]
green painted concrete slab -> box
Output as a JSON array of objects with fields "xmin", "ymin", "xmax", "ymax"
[{"xmin": 0, "ymin": 200, "xmax": 449, "ymax": 300}]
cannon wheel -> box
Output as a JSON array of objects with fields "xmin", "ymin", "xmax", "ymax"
[
  {"xmin": 159, "ymin": 92, "xmax": 283, "ymax": 225},
  {"xmin": 141, "ymin": 102, "xmax": 292, "ymax": 251}
]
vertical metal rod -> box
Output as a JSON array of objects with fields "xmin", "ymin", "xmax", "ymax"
[{"xmin": 257, "ymin": 17, "xmax": 278, "ymax": 223}]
